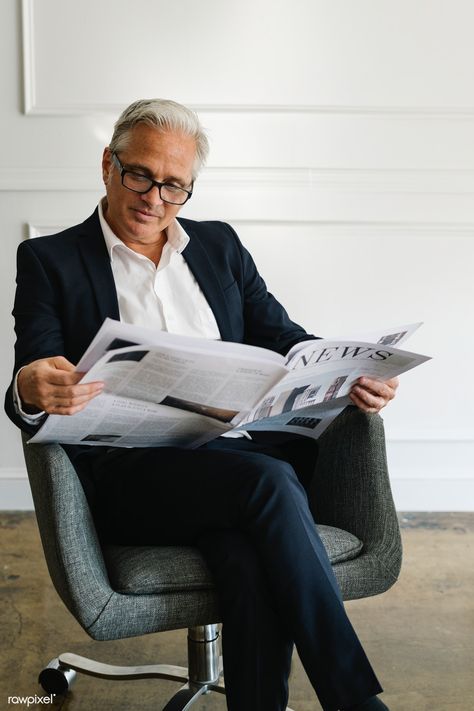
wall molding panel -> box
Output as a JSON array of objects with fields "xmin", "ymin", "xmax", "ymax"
[
  {"xmin": 3, "ymin": 0, "xmax": 473, "ymax": 511},
  {"xmin": 0, "ymin": 167, "xmax": 103, "ymax": 191},
  {"xmin": 4, "ymin": 166, "xmax": 474, "ymax": 192},
  {"xmin": 21, "ymin": 0, "xmax": 36, "ymax": 115},
  {"xmin": 4, "ymin": 167, "xmax": 474, "ymax": 230},
  {"xmin": 0, "ymin": 468, "xmax": 27, "ymax": 480},
  {"xmin": 21, "ymin": 0, "xmax": 474, "ymax": 118},
  {"xmin": 25, "ymin": 219, "xmax": 474, "ymax": 238}
]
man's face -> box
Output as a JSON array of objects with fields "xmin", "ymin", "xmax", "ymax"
[{"xmin": 102, "ymin": 123, "xmax": 196, "ymax": 246}]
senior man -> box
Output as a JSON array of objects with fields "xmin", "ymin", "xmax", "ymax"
[{"xmin": 5, "ymin": 99, "xmax": 398, "ymax": 711}]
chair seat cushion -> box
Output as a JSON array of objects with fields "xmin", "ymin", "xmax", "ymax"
[
  {"xmin": 102, "ymin": 524, "xmax": 363, "ymax": 595},
  {"xmin": 317, "ymin": 524, "xmax": 363, "ymax": 563}
]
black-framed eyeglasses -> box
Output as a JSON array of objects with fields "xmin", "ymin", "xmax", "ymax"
[{"xmin": 112, "ymin": 153, "xmax": 193, "ymax": 205}]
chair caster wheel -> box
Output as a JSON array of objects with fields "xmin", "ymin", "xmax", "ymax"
[{"xmin": 38, "ymin": 658, "xmax": 77, "ymax": 695}]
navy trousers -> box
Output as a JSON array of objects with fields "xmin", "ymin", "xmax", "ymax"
[{"xmin": 83, "ymin": 435, "xmax": 383, "ymax": 711}]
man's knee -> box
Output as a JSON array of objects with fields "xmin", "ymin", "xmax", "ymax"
[
  {"xmin": 235, "ymin": 455, "xmax": 311, "ymax": 529},
  {"xmin": 240, "ymin": 454, "xmax": 300, "ymax": 496}
]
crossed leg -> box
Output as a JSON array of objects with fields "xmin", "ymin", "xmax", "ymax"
[{"xmin": 86, "ymin": 436, "xmax": 382, "ymax": 710}]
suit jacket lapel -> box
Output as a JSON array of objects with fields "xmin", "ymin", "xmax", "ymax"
[
  {"xmin": 77, "ymin": 210, "xmax": 120, "ymax": 324},
  {"xmin": 179, "ymin": 223, "xmax": 235, "ymax": 341}
]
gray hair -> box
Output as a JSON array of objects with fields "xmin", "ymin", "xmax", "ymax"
[{"xmin": 109, "ymin": 99, "xmax": 209, "ymax": 179}]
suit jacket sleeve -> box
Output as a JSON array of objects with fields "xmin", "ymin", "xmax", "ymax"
[{"xmin": 4, "ymin": 239, "xmax": 67, "ymax": 433}]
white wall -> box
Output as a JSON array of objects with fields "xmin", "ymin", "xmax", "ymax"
[{"xmin": 1, "ymin": 0, "xmax": 473, "ymax": 510}]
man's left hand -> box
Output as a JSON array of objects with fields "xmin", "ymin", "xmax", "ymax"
[{"xmin": 349, "ymin": 376, "xmax": 399, "ymax": 414}]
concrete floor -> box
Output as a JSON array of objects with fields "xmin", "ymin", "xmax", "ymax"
[{"xmin": 1, "ymin": 512, "xmax": 473, "ymax": 711}]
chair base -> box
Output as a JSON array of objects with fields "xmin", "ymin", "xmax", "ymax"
[
  {"xmin": 39, "ymin": 653, "xmax": 226, "ymax": 709},
  {"xmin": 37, "ymin": 625, "xmax": 295, "ymax": 710}
]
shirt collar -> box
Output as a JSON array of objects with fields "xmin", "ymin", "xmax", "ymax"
[{"xmin": 98, "ymin": 198, "xmax": 190, "ymax": 262}]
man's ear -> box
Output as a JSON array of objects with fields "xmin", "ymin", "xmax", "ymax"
[{"xmin": 102, "ymin": 147, "xmax": 112, "ymax": 185}]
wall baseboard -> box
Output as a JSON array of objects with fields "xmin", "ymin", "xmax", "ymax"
[
  {"xmin": 386, "ymin": 439, "xmax": 474, "ymax": 510},
  {"xmin": 389, "ymin": 477, "xmax": 474, "ymax": 511},
  {"xmin": 0, "ymin": 470, "xmax": 33, "ymax": 509}
]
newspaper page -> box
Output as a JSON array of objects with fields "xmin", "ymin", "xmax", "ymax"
[
  {"xmin": 29, "ymin": 392, "xmax": 233, "ymax": 449},
  {"xmin": 29, "ymin": 333, "xmax": 288, "ymax": 448},
  {"xmin": 234, "ymin": 338, "xmax": 430, "ymax": 440},
  {"xmin": 284, "ymin": 321, "xmax": 423, "ymax": 364},
  {"xmin": 29, "ymin": 319, "xmax": 430, "ymax": 448}
]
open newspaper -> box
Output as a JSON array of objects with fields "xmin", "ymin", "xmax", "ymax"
[{"xmin": 29, "ymin": 319, "xmax": 430, "ymax": 449}]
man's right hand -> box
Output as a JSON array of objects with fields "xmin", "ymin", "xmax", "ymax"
[{"xmin": 17, "ymin": 356, "xmax": 104, "ymax": 416}]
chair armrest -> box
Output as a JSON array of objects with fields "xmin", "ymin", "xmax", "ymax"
[{"xmin": 308, "ymin": 406, "xmax": 402, "ymax": 587}]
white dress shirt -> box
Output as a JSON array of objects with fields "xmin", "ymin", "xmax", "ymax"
[{"xmin": 98, "ymin": 199, "xmax": 221, "ymax": 338}]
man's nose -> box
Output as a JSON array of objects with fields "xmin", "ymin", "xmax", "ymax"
[{"xmin": 141, "ymin": 184, "xmax": 164, "ymax": 207}]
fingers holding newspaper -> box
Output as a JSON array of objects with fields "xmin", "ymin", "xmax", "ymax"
[
  {"xmin": 17, "ymin": 356, "xmax": 104, "ymax": 416},
  {"xmin": 349, "ymin": 376, "xmax": 399, "ymax": 414}
]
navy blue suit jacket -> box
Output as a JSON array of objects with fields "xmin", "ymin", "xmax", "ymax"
[{"xmin": 5, "ymin": 209, "xmax": 315, "ymax": 437}]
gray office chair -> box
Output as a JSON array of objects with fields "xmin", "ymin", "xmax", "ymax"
[{"xmin": 22, "ymin": 406, "xmax": 402, "ymax": 710}]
